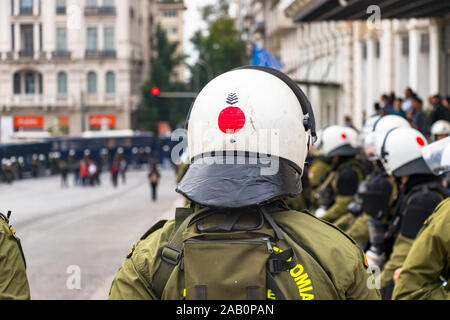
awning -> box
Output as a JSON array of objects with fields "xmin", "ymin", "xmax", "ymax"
[{"xmin": 290, "ymin": 0, "xmax": 450, "ymax": 22}]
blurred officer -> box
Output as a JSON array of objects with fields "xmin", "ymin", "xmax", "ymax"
[
  {"xmin": 301, "ymin": 130, "xmax": 331, "ymax": 211},
  {"xmin": 0, "ymin": 211, "xmax": 30, "ymax": 300},
  {"xmin": 393, "ymin": 141, "xmax": 450, "ymax": 300},
  {"xmin": 314, "ymin": 126, "xmax": 366, "ymax": 223},
  {"xmin": 109, "ymin": 67, "xmax": 379, "ymax": 300},
  {"xmin": 430, "ymin": 120, "xmax": 450, "ymax": 141},
  {"xmin": 372, "ymin": 127, "xmax": 447, "ymax": 299}
]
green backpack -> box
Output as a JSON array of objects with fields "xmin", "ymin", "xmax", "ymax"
[{"xmin": 150, "ymin": 201, "xmax": 343, "ymax": 300}]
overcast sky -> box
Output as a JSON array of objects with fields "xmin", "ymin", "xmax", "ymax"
[{"xmin": 183, "ymin": 0, "xmax": 217, "ymax": 80}]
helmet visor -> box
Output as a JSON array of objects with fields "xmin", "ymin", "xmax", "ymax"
[{"xmin": 422, "ymin": 136, "xmax": 450, "ymax": 175}]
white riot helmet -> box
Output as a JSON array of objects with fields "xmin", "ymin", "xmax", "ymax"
[
  {"xmin": 177, "ymin": 66, "xmax": 316, "ymax": 208},
  {"xmin": 364, "ymin": 115, "xmax": 411, "ymax": 161},
  {"xmin": 422, "ymin": 136, "xmax": 450, "ymax": 175},
  {"xmin": 378, "ymin": 127, "xmax": 431, "ymax": 177},
  {"xmin": 430, "ymin": 120, "xmax": 450, "ymax": 140},
  {"xmin": 321, "ymin": 125, "xmax": 359, "ymax": 158}
]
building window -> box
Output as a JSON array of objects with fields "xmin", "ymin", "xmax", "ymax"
[
  {"xmin": 87, "ymin": 27, "xmax": 98, "ymax": 51},
  {"xmin": 163, "ymin": 10, "xmax": 178, "ymax": 17},
  {"xmin": 11, "ymin": 25, "xmax": 15, "ymax": 50},
  {"xmin": 58, "ymin": 72, "xmax": 68, "ymax": 94},
  {"xmin": 420, "ymin": 33, "xmax": 429, "ymax": 53},
  {"xmin": 104, "ymin": 27, "xmax": 115, "ymax": 51},
  {"xmin": 11, "ymin": 0, "xmax": 15, "ymax": 15},
  {"xmin": 166, "ymin": 26, "xmax": 178, "ymax": 35},
  {"xmin": 20, "ymin": 0, "xmax": 33, "ymax": 14},
  {"xmin": 87, "ymin": 71, "xmax": 97, "ymax": 94},
  {"xmin": 105, "ymin": 71, "xmax": 115, "ymax": 94},
  {"xmin": 25, "ymin": 72, "xmax": 35, "ymax": 94},
  {"xmin": 401, "ymin": 35, "xmax": 409, "ymax": 56},
  {"xmin": 56, "ymin": 27, "xmax": 67, "ymax": 51},
  {"xmin": 56, "ymin": 0, "xmax": 66, "ymax": 14},
  {"xmin": 13, "ymin": 73, "xmax": 21, "ymax": 94},
  {"xmin": 38, "ymin": 73, "xmax": 43, "ymax": 94}
]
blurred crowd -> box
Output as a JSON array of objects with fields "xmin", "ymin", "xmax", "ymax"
[{"xmin": 372, "ymin": 89, "xmax": 450, "ymax": 139}]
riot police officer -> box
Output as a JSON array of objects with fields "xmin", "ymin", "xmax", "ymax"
[
  {"xmin": 108, "ymin": 67, "xmax": 379, "ymax": 300},
  {"xmin": 0, "ymin": 211, "xmax": 30, "ymax": 300},
  {"xmin": 314, "ymin": 125, "xmax": 366, "ymax": 223},
  {"xmin": 370, "ymin": 127, "xmax": 447, "ymax": 299},
  {"xmin": 393, "ymin": 140, "xmax": 450, "ymax": 300}
]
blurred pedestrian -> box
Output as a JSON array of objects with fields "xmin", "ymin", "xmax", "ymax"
[
  {"xmin": 429, "ymin": 94, "xmax": 450, "ymax": 125},
  {"xmin": 79, "ymin": 160, "xmax": 88, "ymax": 186},
  {"xmin": 120, "ymin": 158, "xmax": 128, "ymax": 185},
  {"xmin": 148, "ymin": 164, "xmax": 160, "ymax": 201},
  {"xmin": 343, "ymin": 115, "xmax": 357, "ymax": 130},
  {"xmin": 110, "ymin": 160, "xmax": 120, "ymax": 188},
  {"xmin": 88, "ymin": 160, "xmax": 97, "ymax": 186},
  {"xmin": 391, "ymin": 97, "xmax": 406, "ymax": 118},
  {"xmin": 401, "ymin": 88, "xmax": 414, "ymax": 113},
  {"xmin": 409, "ymin": 96, "xmax": 430, "ymax": 137},
  {"xmin": 59, "ymin": 159, "xmax": 69, "ymax": 188},
  {"xmin": 381, "ymin": 94, "xmax": 393, "ymax": 115}
]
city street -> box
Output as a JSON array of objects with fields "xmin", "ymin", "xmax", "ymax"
[{"xmin": 0, "ymin": 168, "xmax": 183, "ymax": 300}]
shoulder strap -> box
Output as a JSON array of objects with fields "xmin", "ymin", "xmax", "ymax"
[{"xmin": 152, "ymin": 206, "xmax": 213, "ymax": 297}]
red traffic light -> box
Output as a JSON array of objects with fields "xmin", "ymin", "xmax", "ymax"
[{"xmin": 151, "ymin": 87, "xmax": 160, "ymax": 96}]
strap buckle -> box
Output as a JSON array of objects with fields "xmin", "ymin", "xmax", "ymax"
[
  {"xmin": 267, "ymin": 259, "xmax": 283, "ymax": 274},
  {"xmin": 161, "ymin": 245, "xmax": 183, "ymax": 266}
]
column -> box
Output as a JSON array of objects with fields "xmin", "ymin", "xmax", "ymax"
[
  {"xmin": 366, "ymin": 36, "xmax": 377, "ymax": 117},
  {"xmin": 408, "ymin": 24, "xmax": 420, "ymax": 93},
  {"xmin": 429, "ymin": 19, "xmax": 441, "ymax": 95},
  {"xmin": 43, "ymin": 0, "xmax": 56, "ymax": 57},
  {"xmin": 0, "ymin": 0, "xmax": 11, "ymax": 57},
  {"xmin": 352, "ymin": 21, "xmax": 364, "ymax": 128},
  {"xmin": 380, "ymin": 20, "xmax": 394, "ymax": 94},
  {"xmin": 33, "ymin": 22, "xmax": 40, "ymax": 58}
]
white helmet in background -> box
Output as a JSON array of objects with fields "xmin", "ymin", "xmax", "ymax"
[
  {"xmin": 362, "ymin": 115, "xmax": 381, "ymax": 138},
  {"xmin": 322, "ymin": 125, "xmax": 359, "ymax": 158},
  {"xmin": 177, "ymin": 66, "xmax": 316, "ymax": 208},
  {"xmin": 422, "ymin": 136, "xmax": 450, "ymax": 175},
  {"xmin": 441, "ymin": 143, "xmax": 450, "ymax": 171},
  {"xmin": 364, "ymin": 115, "xmax": 411, "ymax": 161},
  {"xmin": 430, "ymin": 120, "xmax": 450, "ymax": 140},
  {"xmin": 378, "ymin": 127, "xmax": 431, "ymax": 177}
]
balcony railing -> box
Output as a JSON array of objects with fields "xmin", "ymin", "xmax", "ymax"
[
  {"xmin": 85, "ymin": 50, "xmax": 116, "ymax": 59},
  {"xmin": 84, "ymin": 6, "xmax": 116, "ymax": 16},
  {"xmin": 52, "ymin": 50, "xmax": 71, "ymax": 59},
  {"xmin": 56, "ymin": 6, "xmax": 66, "ymax": 15},
  {"xmin": 19, "ymin": 50, "xmax": 34, "ymax": 58}
]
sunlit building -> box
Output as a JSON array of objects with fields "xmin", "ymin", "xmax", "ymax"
[{"xmin": 0, "ymin": 0, "xmax": 153, "ymax": 139}]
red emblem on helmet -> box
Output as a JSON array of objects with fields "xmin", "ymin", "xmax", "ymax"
[
  {"xmin": 218, "ymin": 107, "xmax": 246, "ymax": 134},
  {"xmin": 341, "ymin": 133, "xmax": 347, "ymax": 140},
  {"xmin": 416, "ymin": 137, "xmax": 425, "ymax": 147}
]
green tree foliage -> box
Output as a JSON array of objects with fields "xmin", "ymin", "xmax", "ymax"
[
  {"xmin": 140, "ymin": 25, "xmax": 191, "ymax": 134},
  {"xmin": 189, "ymin": 0, "xmax": 250, "ymax": 91}
]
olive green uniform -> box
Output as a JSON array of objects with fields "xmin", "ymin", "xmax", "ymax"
[
  {"xmin": 109, "ymin": 205, "xmax": 380, "ymax": 300},
  {"xmin": 308, "ymin": 158, "xmax": 331, "ymax": 210},
  {"xmin": 0, "ymin": 212, "xmax": 30, "ymax": 300},
  {"xmin": 378, "ymin": 178, "xmax": 445, "ymax": 297},
  {"xmin": 393, "ymin": 198, "xmax": 450, "ymax": 300}
]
